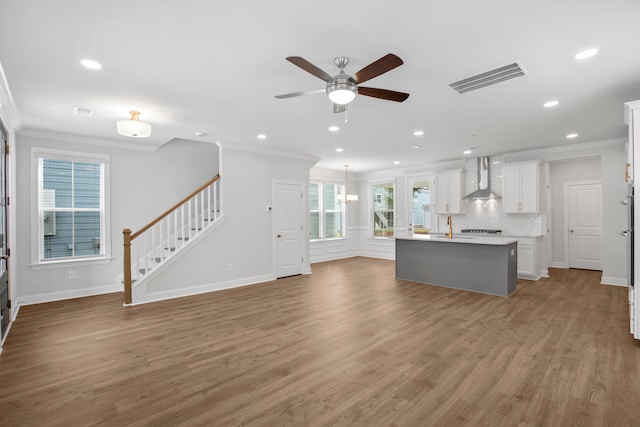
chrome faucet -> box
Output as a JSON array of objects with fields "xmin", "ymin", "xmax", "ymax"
[{"xmin": 447, "ymin": 215, "xmax": 453, "ymax": 239}]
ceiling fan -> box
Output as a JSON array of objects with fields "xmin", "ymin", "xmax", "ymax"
[{"xmin": 275, "ymin": 53, "xmax": 410, "ymax": 113}]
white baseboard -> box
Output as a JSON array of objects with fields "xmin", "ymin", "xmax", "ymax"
[
  {"xmin": 16, "ymin": 284, "xmax": 121, "ymax": 306},
  {"xmin": 551, "ymin": 261, "xmax": 567, "ymax": 269},
  {"xmin": 129, "ymin": 273, "xmax": 276, "ymax": 306},
  {"xmin": 601, "ymin": 276, "xmax": 627, "ymax": 287}
]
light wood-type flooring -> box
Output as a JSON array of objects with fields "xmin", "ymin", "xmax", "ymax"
[{"xmin": 1, "ymin": 257, "xmax": 639, "ymax": 426}]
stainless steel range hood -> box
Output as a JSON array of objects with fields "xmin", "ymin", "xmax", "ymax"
[{"xmin": 463, "ymin": 156, "xmax": 501, "ymax": 200}]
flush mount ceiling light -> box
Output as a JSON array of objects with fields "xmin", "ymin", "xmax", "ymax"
[
  {"xmin": 566, "ymin": 133, "xmax": 579, "ymax": 139},
  {"xmin": 413, "ymin": 130, "xmax": 425, "ymax": 136},
  {"xmin": 116, "ymin": 110, "xmax": 151, "ymax": 138},
  {"xmin": 335, "ymin": 148, "xmax": 344, "ymax": 152},
  {"xmin": 257, "ymin": 134, "xmax": 267, "ymax": 140},
  {"xmin": 328, "ymin": 126, "xmax": 340, "ymax": 132},
  {"xmin": 544, "ymin": 100, "xmax": 559, "ymax": 108}
]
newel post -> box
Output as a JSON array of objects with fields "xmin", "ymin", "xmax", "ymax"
[{"xmin": 123, "ymin": 228, "xmax": 132, "ymax": 305}]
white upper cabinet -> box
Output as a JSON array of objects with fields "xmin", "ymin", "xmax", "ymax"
[
  {"xmin": 436, "ymin": 169, "xmax": 464, "ymax": 214},
  {"xmin": 503, "ymin": 161, "xmax": 539, "ymax": 214}
]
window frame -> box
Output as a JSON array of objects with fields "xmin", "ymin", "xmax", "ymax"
[
  {"xmin": 309, "ymin": 181, "xmax": 346, "ymax": 241},
  {"xmin": 370, "ymin": 179, "xmax": 396, "ymax": 239},
  {"xmin": 30, "ymin": 147, "xmax": 112, "ymax": 268}
]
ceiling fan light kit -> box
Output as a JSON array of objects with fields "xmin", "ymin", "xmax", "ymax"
[
  {"xmin": 116, "ymin": 110, "xmax": 152, "ymax": 138},
  {"xmin": 327, "ymin": 81, "xmax": 357, "ymax": 105},
  {"xmin": 276, "ymin": 53, "xmax": 409, "ymax": 113}
]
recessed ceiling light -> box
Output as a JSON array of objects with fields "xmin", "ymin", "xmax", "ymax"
[
  {"xmin": 328, "ymin": 126, "xmax": 340, "ymax": 132},
  {"xmin": 412, "ymin": 145, "xmax": 422, "ymax": 149},
  {"xmin": 195, "ymin": 132, "xmax": 208, "ymax": 137},
  {"xmin": 544, "ymin": 100, "xmax": 559, "ymax": 108},
  {"xmin": 463, "ymin": 150, "xmax": 472, "ymax": 155},
  {"xmin": 393, "ymin": 161, "xmax": 400, "ymax": 165},
  {"xmin": 335, "ymin": 148, "xmax": 344, "ymax": 152},
  {"xmin": 80, "ymin": 59, "xmax": 103, "ymax": 70},
  {"xmin": 413, "ymin": 130, "xmax": 424, "ymax": 136},
  {"xmin": 566, "ymin": 133, "xmax": 579, "ymax": 139},
  {"xmin": 257, "ymin": 134, "xmax": 267, "ymax": 140},
  {"xmin": 575, "ymin": 48, "xmax": 598, "ymax": 60},
  {"xmin": 73, "ymin": 106, "xmax": 94, "ymax": 117}
]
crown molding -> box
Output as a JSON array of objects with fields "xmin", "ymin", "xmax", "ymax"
[
  {"xmin": 18, "ymin": 128, "xmax": 159, "ymax": 152},
  {"xmin": 0, "ymin": 62, "xmax": 22, "ymax": 133},
  {"xmin": 219, "ymin": 141, "xmax": 320, "ymax": 164}
]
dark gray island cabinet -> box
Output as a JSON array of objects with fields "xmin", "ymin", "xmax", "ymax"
[{"xmin": 395, "ymin": 235, "xmax": 519, "ymax": 297}]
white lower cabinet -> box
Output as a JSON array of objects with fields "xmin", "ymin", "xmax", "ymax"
[
  {"xmin": 517, "ymin": 238, "xmax": 535, "ymax": 278},
  {"xmin": 516, "ymin": 237, "xmax": 543, "ymax": 280}
]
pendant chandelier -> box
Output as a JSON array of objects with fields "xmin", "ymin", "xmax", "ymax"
[{"xmin": 342, "ymin": 164, "xmax": 358, "ymax": 203}]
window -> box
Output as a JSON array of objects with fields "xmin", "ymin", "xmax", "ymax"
[
  {"xmin": 372, "ymin": 182, "xmax": 394, "ymax": 238},
  {"xmin": 32, "ymin": 148, "xmax": 110, "ymax": 265},
  {"xmin": 309, "ymin": 182, "xmax": 345, "ymax": 240}
]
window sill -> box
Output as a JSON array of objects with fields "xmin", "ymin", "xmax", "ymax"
[
  {"xmin": 30, "ymin": 257, "xmax": 114, "ymax": 270},
  {"xmin": 310, "ymin": 237, "xmax": 348, "ymax": 242}
]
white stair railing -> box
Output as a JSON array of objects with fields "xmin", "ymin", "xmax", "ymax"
[{"xmin": 123, "ymin": 175, "xmax": 221, "ymax": 304}]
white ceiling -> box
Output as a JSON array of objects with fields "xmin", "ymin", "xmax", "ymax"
[{"xmin": 1, "ymin": 1, "xmax": 640, "ymax": 171}]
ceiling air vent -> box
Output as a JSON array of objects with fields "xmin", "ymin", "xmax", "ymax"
[{"xmin": 448, "ymin": 62, "xmax": 526, "ymax": 94}]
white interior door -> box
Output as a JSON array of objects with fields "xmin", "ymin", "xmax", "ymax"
[
  {"xmin": 567, "ymin": 181, "xmax": 602, "ymax": 270},
  {"xmin": 275, "ymin": 181, "xmax": 304, "ymax": 278}
]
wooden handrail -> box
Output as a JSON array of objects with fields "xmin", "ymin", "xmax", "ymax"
[{"xmin": 130, "ymin": 174, "xmax": 220, "ymax": 240}]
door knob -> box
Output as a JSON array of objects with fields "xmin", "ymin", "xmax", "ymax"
[
  {"xmin": 569, "ymin": 229, "xmax": 574, "ymax": 233},
  {"xmin": 277, "ymin": 234, "xmax": 282, "ymax": 238}
]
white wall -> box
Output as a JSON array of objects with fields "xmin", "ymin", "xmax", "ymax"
[
  {"xmin": 15, "ymin": 133, "xmax": 219, "ymax": 304},
  {"xmin": 139, "ymin": 146, "xmax": 317, "ymax": 302}
]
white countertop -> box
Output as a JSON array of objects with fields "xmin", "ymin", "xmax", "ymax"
[{"xmin": 397, "ymin": 234, "xmax": 519, "ymax": 246}]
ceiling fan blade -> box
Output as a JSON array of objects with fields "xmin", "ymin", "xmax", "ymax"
[
  {"xmin": 354, "ymin": 54, "xmax": 404, "ymax": 84},
  {"xmin": 358, "ymin": 87, "xmax": 410, "ymax": 102},
  {"xmin": 275, "ymin": 88, "xmax": 326, "ymax": 99},
  {"xmin": 333, "ymin": 103, "xmax": 347, "ymax": 114},
  {"xmin": 286, "ymin": 57, "xmax": 334, "ymax": 82}
]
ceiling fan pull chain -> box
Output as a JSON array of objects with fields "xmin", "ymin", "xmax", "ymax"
[{"xmin": 344, "ymin": 106, "xmax": 349, "ymax": 124}]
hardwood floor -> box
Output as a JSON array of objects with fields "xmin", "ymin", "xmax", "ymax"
[{"xmin": 1, "ymin": 257, "xmax": 639, "ymax": 426}]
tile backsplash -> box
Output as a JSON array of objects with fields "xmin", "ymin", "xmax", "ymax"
[{"xmin": 442, "ymin": 199, "xmax": 544, "ymax": 236}]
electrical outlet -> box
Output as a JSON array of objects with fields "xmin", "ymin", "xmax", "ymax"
[
  {"xmin": 68, "ymin": 271, "xmax": 76, "ymax": 280},
  {"xmin": 228, "ymin": 264, "xmax": 234, "ymax": 272}
]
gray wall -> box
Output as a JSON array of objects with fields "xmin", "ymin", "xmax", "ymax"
[
  {"xmin": 140, "ymin": 146, "xmax": 317, "ymax": 299},
  {"xmin": 15, "ymin": 134, "xmax": 219, "ymax": 303}
]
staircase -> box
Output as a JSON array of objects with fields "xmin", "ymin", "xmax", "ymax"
[{"xmin": 121, "ymin": 175, "xmax": 222, "ymax": 305}]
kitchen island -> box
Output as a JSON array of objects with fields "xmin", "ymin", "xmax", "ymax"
[{"xmin": 395, "ymin": 235, "xmax": 519, "ymax": 296}]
